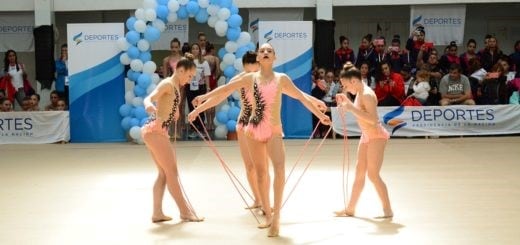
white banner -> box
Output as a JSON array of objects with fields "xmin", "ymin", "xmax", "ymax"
[
  {"xmin": 0, "ymin": 111, "xmax": 70, "ymax": 144},
  {"xmin": 410, "ymin": 5, "xmax": 466, "ymax": 46},
  {"xmin": 152, "ymin": 19, "xmax": 189, "ymax": 50},
  {"xmin": 0, "ymin": 13, "xmax": 35, "ymax": 52},
  {"xmin": 332, "ymin": 105, "xmax": 520, "ymax": 137},
  {"xmin": 249, "ymin": 9, "xmax": 303, "ymax": 45}
]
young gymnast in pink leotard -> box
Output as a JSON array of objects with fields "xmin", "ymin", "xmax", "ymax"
[
  {"xmin": 334, "ymin": 64, "xmax": 393, "ymax": 219},
  {"xmin": 189, "ymin": 43, "xmax": 330, "ymax": 237},
  {"xmin": 142, "ymin": 54, "xmax": 204, "ymax": 223}
]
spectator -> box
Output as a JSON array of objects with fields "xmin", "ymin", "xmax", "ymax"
[
  {"xmin": 460, "ymin": 39, "xmax": 478, "ymax": 76},
  {"xmin": 481, "ymin": 58, "xmax": 511, "ymax": 105},
  {"xmin": 162, "ymin": 38, "xmax": 182, "ymax": 78},
  {"xmin": 509, "ymin": 40, "xmax": 520, "ymax": 77},
  {"xmin": 359, "ymin": 61, "xmax": 376, "ymax": 89},
  {"xmin": 409, "ymin": 70, "xmax": 431, "ymax": 105},
  {"xmin": 30, "ymin": 93, "xmax": 41, "ymax": 111},
  {"xmin": 439, "ymin": 41, "xmax": 460, "ymax": 73},
  {"xmin": 334, "ymin": 35, "xmax": 355, "ymax": 71},
  {"xmin": 406, "ymin": 25, "xmax": 431, "ymax": 70},
  {"xmin": 204, "ymin": 42, "xmax": 221, "ymax": 131},
  {"xmin": 439, "ymin": 64, "xmax": 475, "ymax": 106},
  {"xmin": 185, "ymin": 43, "xmax": 210, "ymax": 139},
  {"xmin": 0, "ymin": 89, "xmax": 5, "ymax": 100},
  {"xmin": 388, "ymin": 35, "xmax": 409, "ymax": 73},
  {"xmin": 400, "ymin": 64, "xmax": 415, "ymax": 95},
  {"xmin": 45, "ymin": 90, "xmax": 60, "ymax": 111},
  {"xmin": 374, "ymin": 62, "xmax": 405, "ymax": 106},
  {"xmin": 0, "ymin": 98, "xmax": 13, "ymax": 112},
  {"xmin": 480, "ymin": 35, "xmax": 504, "ymax": 71},
  {"xmin": 198, "ymin": 32, "xmax": 208, "ymax": 56},
  {"xmin": 21, "ymin": 96, "xmax": 33, "ymax": 111},
  {"xmin": 355, "ymin": 34, "xmax": 373, "ymax": 69},
  {"xmin": 2, "ymin": 49, "xmax": 33, "ymax": 110},
  {"xmin": 56, "ymin": 98, "xmax": 67, "ymax": 111},
  {"xmin": 55, "ymin": 44, "xmax": 69, "ymax": 105}
]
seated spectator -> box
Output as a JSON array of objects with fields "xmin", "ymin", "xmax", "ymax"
[
  {"xmin": 311, "ymin": 69, "xmax": 338, "ymax": 137},
  {"xmin": 21, "ymin": 96, "xmax": 33, "ymax": 111},
  {"xmin": 45, "ymin": 90, "xmax": 60, "ymax": 111},
  {"xmin": 481, "ymin": 57, "xmax": 512, "ymax": 105},
  {"xmin": 410, "ymin": 70, "xmax": 431, "ymax": 105},
  {"xmin": 0, "ymin": 98, "xmax": 13, "ymax": 112},
  {"xmin": 30, "ymin": 93, "xmax": 41, "ymax": 111},
  {"xmin": 439, "ymin": 41, "xmax": 460, "ymax": 73},
  {"xmin": 0, "ymin": 89, "xmax": 5, "ymax": 100},
  {"xmin": 56, "ymin": 99, "xmax": 67, "ymax": 111},
  {"xmin": 374, "ymin": 61, "xmax": 405, "ymax": 106},
  {"xmin": 439, "ymin": 64, "xmax": 475, "ymax": 106},
  {"xmin": 400, "ymin": 64, "xmax": 415, "ymax": 95},
  {"xmin": 359, "ymin": 61, "xmax": 376, "ymax": 89},
  {"xmin": 509, "ymin": 40, "xmax": 520, "ymax": 77}
]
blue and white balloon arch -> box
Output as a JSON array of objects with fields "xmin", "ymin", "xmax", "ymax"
[{"xmin": 116, "ymin": 0, "xmax": 255, "ymax": 143}]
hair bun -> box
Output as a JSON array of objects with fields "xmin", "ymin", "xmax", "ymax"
[
  {"xmin": 184, "ymin": 52, "xmax": 195, "ymax": 61},
  {"xmin": 343, "ymin": 61, "xmax": 355, "ymax": 71}
]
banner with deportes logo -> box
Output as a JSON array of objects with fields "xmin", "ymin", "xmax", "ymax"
[
  {"xmin": 152, "ymin": 19, "xmax": 189, "ymax": 50},
  {"xmin": 410, "ymin": 4, "xmax": 466, "ymax": 46},
  {"xmin": 67, "ymin": 23, "xmax": 126, "ymax": 142},
  {"xmin": 258, "ymin": 21, "xmax": 313, "ymax": 138},
  {"xmin": 248, "ymin": 9, "xmax": 303, "ymax": 46},
  {"xmin": 331, "ymin": 105, "xmax": 520, "ymax": 137},
  {"xmin": 0, "ymin": 13, "xmax": 35, "ymax": 52},
  {"xmin": 0, "ymin": 111, "xmax": 70, "ymax": 144}
]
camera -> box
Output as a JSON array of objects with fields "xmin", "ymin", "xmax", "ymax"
[{"xmin": 389, "ymin": 46, "xmax": 400, "ymax": 52}]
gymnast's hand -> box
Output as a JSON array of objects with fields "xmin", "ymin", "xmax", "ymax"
[
  {"xmin": 187, "ymin": 110, "xmax": 199, "ymax": 122},
  {"xmin": 316, "ymin": 100, "xmax": 327, "ymax": 112},
  {"xmin": 336, "ymin": 94, "xmax": 353, "ymax": 111},
  {"xmin": 192, "ymin": 96, "xmax": 202, "ymax": 108},
  {"xmin": 320, "ymin": 115, "xmax": 331, "ymax": 125}
]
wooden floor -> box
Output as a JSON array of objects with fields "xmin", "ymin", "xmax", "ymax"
[{"xmin": 1, "ymin": 136, "xmax": 519, "ymax": 245}]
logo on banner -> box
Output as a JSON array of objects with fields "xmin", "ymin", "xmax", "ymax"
[
  {"xmin": 73, "ymin": 32, "xmax": 83, "ymax": 45},
  {"xmin": 412, "ymin": 16, "xmax": 423, "ymax": 28},
  {"xmin": 0, "ymin": 117, "xmax": 33, "ymax": 137},
  {"xmin": 72, "ymin": 31, "xmax": 120, "ymax": 46},
  {"xmin": 383, "ymin": 106, "xmax": 406, "ymax": 135},
  {"xmin": 412, "ymin": 15, "xmax": 463, "ymax": 27},
  {"xmin": 249, "ymin": 18, "xmax": 259, "ymax": 32},
  {"xmin": 262, "ymin": 29, "xmax": 309, "ymax": 43},
  {"xmin": 264, "ymin": 30, "xmax": 273, "ymax": 42}
]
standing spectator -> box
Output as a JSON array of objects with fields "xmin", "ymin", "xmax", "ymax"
[
  {"xmin": 204, "ymin": 43, "xmax": 221, "ymax": 131},
  {"xmin": 2, "ymin": 50, "xmax": 33, "ymax": 109},
  {"xmin": 406, "ymin": 26, "xmax": 430, "ymax": 70},
  {"xmin": 55, "ymin": 44, "xmax": 69, "ymax": 105},
  {"xmin": 439, "ymin": 41, "xmax": 460, "ymax": 73},
  {"xmin": 509, "ymin": 40, "xmax": 520, "ymax": 77},
  {"xmin": 186, "ymin": 43, "xmax": 210, "ymax": 139},
  {"xmin": 334, "ymin": 36, "xmax": 355, "ymax": 71},
  {"xmin": 198, "ymin": 32, "xmax": 208, "ymax": 56},
  {"xmin": 162, "ymin": 38, "xmax": 185, "ymax": 139},
  {"xmin": 374, "ymin": 62, "xmax": 405, "ymax": 106},
  {"xmin": 480, "ymin": 36, "xmax": 504, "ymax": 71},
  {"xmin": 355, "ymin": 34, "xmax": 373, "ymax": 68},
  {"xmin": 368, "ymin": 37, "xmax": 389, "ymax": 77},
  {"xmin": 439, "ymin": 64, "xmax": 475, "ymax": 106},
  {"xmin": 460, "ymin": 39, "xmax": 478, "ymax": 76}
]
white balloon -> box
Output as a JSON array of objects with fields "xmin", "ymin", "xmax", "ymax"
[
  {"xmin": 237, "ymin": 32, "xmax": 252, "ymax": 46},
  {"xmin": 167, "ymin": 13, "xmax": 178, "ymax": 23},
  {"xmin": 135, "ymin": 8, "xmax": 146, "ymax": 20},
  {"xmin": 223, "ymin": 53, "xmax": 236, "ymax": 65},
  {"xmin": 220, "ymin": 61, "xmax": 228, "ymax": 71},
  {"xmin": 225, "ymin": 41, "xmax": 238, "ymax": 53},
  {"xmin": 207, "ymin": 4, "xmax": 220, "ymax": 16},
  {"xmin": 214, "ymin": 125, "xmax": 228, "ymax": 139},
  {"xmin": 217, "ymin": 8, "xmax": 231, "ymax": 20},
  {"xmin": 130, "ymin": 59, "xmax": 144, "ymax": 72},
  {"xmin": 213, "ymin": 116, "xmax": 222, "ymax": 126},
  {"xmin": 137, "ymin": 39, "xmax": 150, "ymax": 52},
  {"xmin": 117, "ymin": 37, "xmax": 130, "ymax": 51},
  {"xmin": 132, "ymin": 97, "xmax": 144, "ymax": 107},
  {"xmin": 168, "ymin": 0, "xmax": 180, "ymax": 12},
  {"xmin": 125, "ymin": 91, "xmax": 135, "ymax": 104},
  {"xmin": 146, "ymin": 83, "xmax": 157, "ymax": 94},
  {"xmin": 220, "ymin": 104, "xmax": 230, "ymax": 112},
  {"xmin": 142, "ymin": 61, "xmax": 157, "ymax": 74},
  {"xmin": 215, "ymin": 20, "xmax": 228, "ymax": 37},
  {"xmin": 217, "ymin": 76, "xmax": 226, "ymax": 87},
  {"xmin": 152, "ymin": 19, "xmax": 166, "ymax": 32},
  {"xmin": 232, "ymin": 91, "xmax": 240, "ymax": 100},
  {"xmin": 143, "ymin": 0, "xmax": 157, "ymax": 9},
  {"xmin": 120, "ymin": 53, "xmax": 131, "ymax": 65},
  {"xmin": 198, "ymin": 0, "xmax": 210, "ymax": 8},
  {"xmin": 234, "ymin": 58, "xmax": 243, "ymax": 72},
  {"xmin": 134, "ymin": 20, "xmax": 147, "ymax": 33},
  {"xmin": 144, "ymin": 8, "xmax": 157, "ymax": 22},
  {"xmin": 178, "ymin": 0, "xmax": 189, "ymax": 5},
  {"xmin": 129, "ymin": 126, "xmax": 142, "ymax": 140},
  {"xmin": 152, "ymin": 73, "xmax": 161, "ymax": 84},
  {"xmin": 207, "ymin": 15, "xmax": 219, "ymax": 28}
]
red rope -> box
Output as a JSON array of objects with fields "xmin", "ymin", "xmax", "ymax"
[
  {"xmin": 285, "ymin": 122, "xmax": 321, "ymax": 184},
  {"xmin": 338, "ymin": 107, "xmax": 351, "ymax": 213}
]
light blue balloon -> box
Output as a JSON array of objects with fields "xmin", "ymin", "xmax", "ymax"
[
  {"xmin": 226, "ymin": 27, "xmax": 240, "ymax": 41},
  {"xmin": 125, "ymin": 31, "xmax": 140, "ymax": 45},
  {"xmin": 177, "ymin": 6, "xmax": 189, "ymax": 19},
  {"xmin": 186, "ymin": 1, "xmax": 200, "ymax": 15},
  {"xmin": 134, "ymin": 85, "xmax": 146, "ymax": 97},
  {"xmin": 137, "ymin": 73, "xmax": 152, "ymax": 89},
  {"xmin": 134, "ymin": 106, "xmax": 148, "ymax": 120},
  {"xmin": 218, "ymin": 48, "xmax": 227, "ymax": 60},
  {"xmin": 227, "ymin": 106, "xmax": 240, "ymax": 120},
  {"xmin": 139, "ymin": 51, "xmax": 152, "ymax": 62},
  {"xmin": 126, "ymin": 17, "xmax": 137, "ymax": 31},
  {"xmin": 144, "ymin": 26, "xmax": 161, "ymax": 42},
  {"xmin": 195, "ymin": 8, "xmax": 209, "ymax": 23},
  {"xmin": 216, "ymin": 110, "xmax": 229, "ymax": 124},
  {"xmin": 121, "ymin": 117, "xmax": 132, "ymax": 130},
  {"xmin": 246, "ymin": 42, "xmax": 256, "ymax": 51},
  {"xmin": 235, "ymin": 46, "xmax": 249, "ymax": 59},
  {"xmin": 157, "ymin": 0, "xmax": 168, "ymax": 5},
  {"xmin": 226, "ymin": 120, "xmax": 237, "ymax": 132},
  {"xmin": 129, "ymin": 118, "xmax": 140, "ymax": 128},
  {"xmin": 126, "ymin": 69, "xmax": 136, "ymax": 81},
  {"xmin": 127, "ymin": 46, "xmax": 140, "ymax": 59},
  {"xmin": 156, "ymin": 5, "xmax": 169, "ymax": 19},
  {"xmin": 223, "ymin": 65, "xmax": 236, "ymax": 78},
  {"xmin": 139, "ymin": 117, "xmax": 149, "ymax": 127},
  {"xmin": 220, "ymin": 0, "xmax": 232, "ymax": 8},
  {"xmin": 210, "ymin": 0, "xmax": 221, "ymax": 5},
  {"xmin": 131, "ymin": 71, "xmax": 142, "ymax": 82},
  {"xmin": 227, "ymin": 14, "xmax": 242, "ymax": 28},
  {"xmin": 119, "ymin": 104, "xmax": 132, "ymax": 117},
  {"xmin": 230, "ymin": 4, "xmax": 239, "ymax": 15}
]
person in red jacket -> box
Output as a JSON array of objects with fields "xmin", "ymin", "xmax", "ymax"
[
  {"xmin": 374, "ymin": 62, "xmax": 405, "ymax": 106},
  {"xmin": 334, "ymin": 36, "xmax": 355, "ymax": 71}
]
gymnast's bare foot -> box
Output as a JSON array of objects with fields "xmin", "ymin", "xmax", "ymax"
[
  {"xmin": 245, "ymin": 202, "xmax": 261, "ymax": 210},
  {"xmin": 180, "ymin": 213, "xmax": 205, "ymax": 222},
  {"xmin": 152, "ymin": 215, "xmax": 172, "ymax": 223},
  {"xmin": 258, "ymin": 216, "xmax": 272, "ymax": 229},
  {"xmin": 333, "ymin": 209, "xmax": 355, "ymax": 217},
  {"xmin": 375, "ymin": 209, "xmax": 393, "ymax": 219},
  {"xmin": 267, "ymin": 214, "xmax": 280, "ymax": 237}
]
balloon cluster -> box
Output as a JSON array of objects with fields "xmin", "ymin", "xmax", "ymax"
[{"xmin": 116, "ymin": 0, "xmax": 256, "ymax": 143}]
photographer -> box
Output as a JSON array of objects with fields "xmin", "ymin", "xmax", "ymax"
[{"xmin": 374, "ymin": 61, "xmax": 405, "ymax": 106}]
